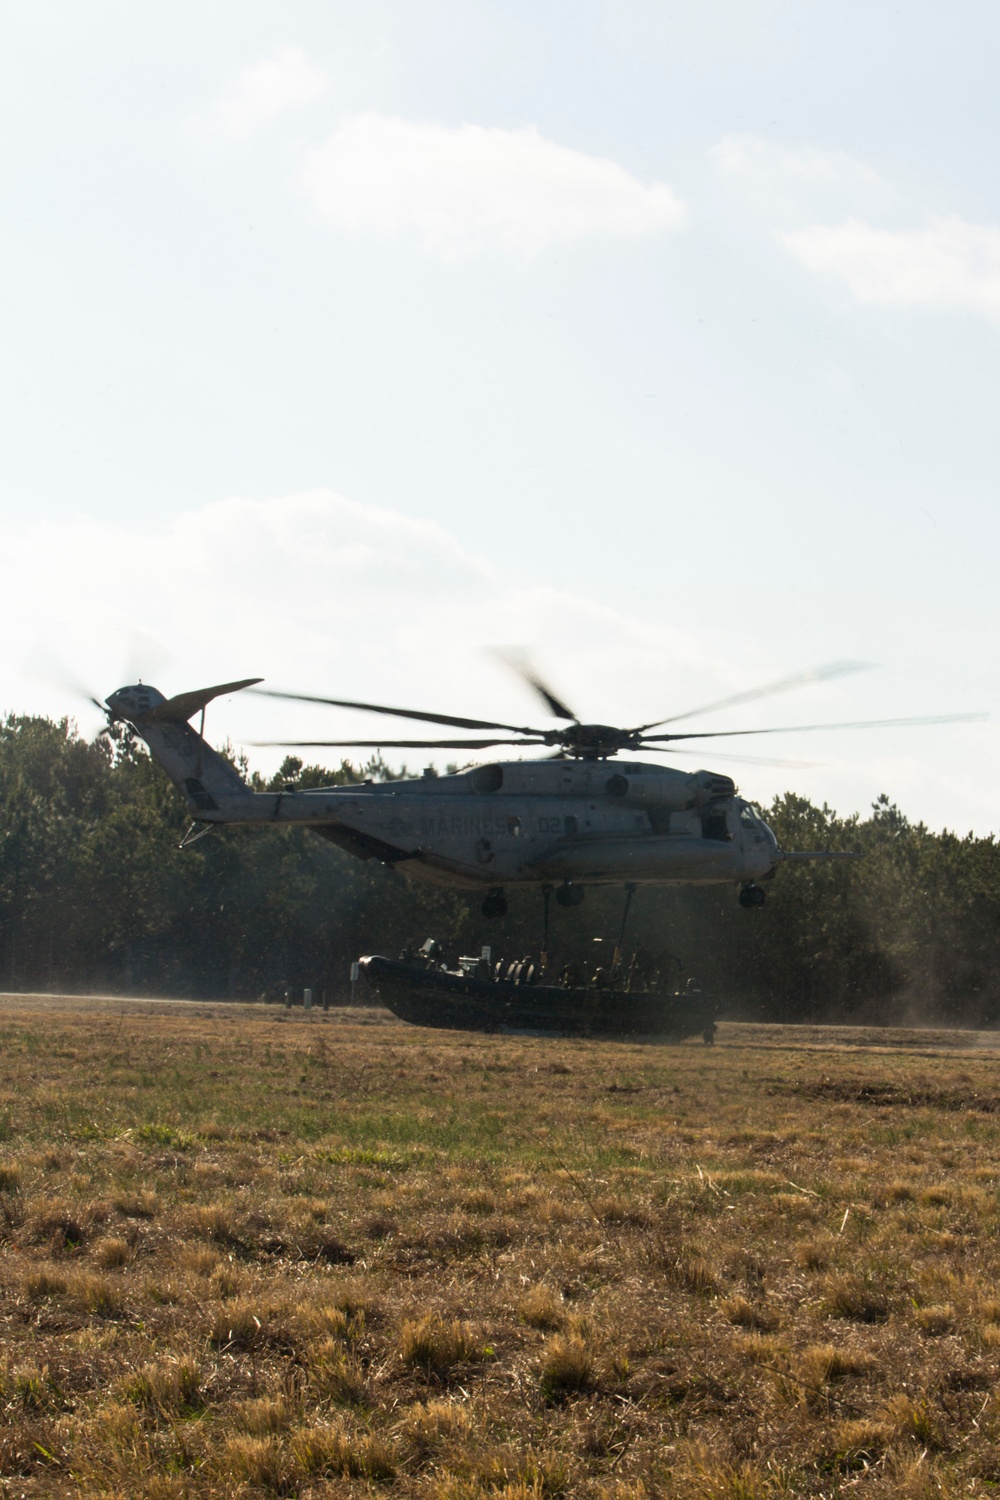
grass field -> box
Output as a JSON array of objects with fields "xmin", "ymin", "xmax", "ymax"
[{"xmin": 1, "ymin": 997, "xmax": 1000, "ymax": 1496}]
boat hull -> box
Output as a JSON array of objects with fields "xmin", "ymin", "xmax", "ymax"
[{"xmin": 358, "ymin": 956, "xmax": 721, "ymax": 1041}]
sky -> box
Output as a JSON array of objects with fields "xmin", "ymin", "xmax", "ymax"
[{"xmin": 3, "ymin": 1, "xmax": 999, "ymax": 833}]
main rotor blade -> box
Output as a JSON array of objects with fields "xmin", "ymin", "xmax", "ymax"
[
  {"xmin": 494, "ymin": 650, "xmax": 578, "ymax": 722},
  {"xmin": 639, "ymin": 711, "xmax": 987, "ymax": 743},
  {"xmin": 72, "ymin": 686, "xmax": 111, "ymax": 717},
  {"xmin": 250, "ymin": 687, "xmax": 544, "ymax": 737},
  {"xmin": 247, "ymin": 737, "xmax": 548, "ymax": 750},
  {"xmin": 121, "ymin": 629, "xmax": 174, "ymax": 687},
  {"xmin": 638, "ymin": 746, "xmax": 824, "ymax": 768},
  {"xmin": 25, "ymin": 646, "xmax": 109, "ymax": 716},
  {"xmin": 633, "ymin": 659, "xmax": 872, "ymax": 733}
]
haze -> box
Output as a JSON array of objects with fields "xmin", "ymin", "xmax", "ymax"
[{"xmin": 3, "ymin": 2, "xmax": 997, "ymax": 832}]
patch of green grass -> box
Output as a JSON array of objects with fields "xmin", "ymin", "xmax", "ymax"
[{"xmin": 313, "ymin": 1145, "xmax": 415, "ymax": 1170}]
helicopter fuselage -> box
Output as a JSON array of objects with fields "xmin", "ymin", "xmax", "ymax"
[
  {"xmin": 105, "ymin": 683, "xmax": 783, "ymax": 892},
  {"xmin": 295, "ymin": 759, "xmax": 780, "ymax": 889},
  {"xmin": 182, "ymin": 761, "xmax": 778, "ymax": 889}
]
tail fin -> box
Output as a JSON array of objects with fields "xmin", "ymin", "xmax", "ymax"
[{"xmin": 105, "ymin": 679, "xmax": 260, "ymax": 811}]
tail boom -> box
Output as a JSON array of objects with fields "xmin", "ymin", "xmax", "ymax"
[{"xmin": 106, "ymin": 681, "xmax": 256, "ymax": 813}]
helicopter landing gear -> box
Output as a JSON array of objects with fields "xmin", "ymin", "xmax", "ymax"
[
  {"xmin": 481, "ymin": 887, "xmax": 508, "ymax": 919},
  {"xmin": 539, "ymin": 885, "xmax": 552, "ymax": 973},
  {"xmin": 739, "ymin": 883, "xmax": 766, "ymax": 910},
  {"xmin": 555, "ymin": 881, "xmax": 585, "ymax": 908}
]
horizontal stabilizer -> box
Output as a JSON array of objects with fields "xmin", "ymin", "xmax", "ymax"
[{"xmin": 142, "ymin": 678, "xmax": 263, "ymax": 724}]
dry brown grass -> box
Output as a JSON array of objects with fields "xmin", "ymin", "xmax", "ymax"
[
  {"xmin": 397, "ymin": 1396, "xmax": 473, "ymax": 1462},
  {"xmin": 916, "ymin": 1302, "xmax": 956, "ymax": 1335},
  {"xmin": 819, "ymin": 1270, "xmax": 892, "ymax": 1322},
  {"xmin": 795, "ymin": 1232, "xmax": 835, "ymax": 1269},
  {"xmin": 720, "ymin": 1293, "xmax": 780, "ymax": 1331},
  {"xmin": 399, "ymin": 1312, "xmax": 481, "ymax": 1376},
  {"xmin": 796, "ymin": 1341, "xmax": 875, "ymax": 1394},
  {"xmin": 519, "ymin": 1282, "xmax": 566, "ymax": 1329},
  {"xmin": 1, "ymin": 996, "xmax": 1000, "ymax": 1494},
  {"xmin": 119, "ymin": 1355, "xmax": 203, "ymax": 1416},
  {"xmin": 93, "ymin": 1232, "xmax": 130, "ymax": 1267},
  {"xmin": 539, "ymin": 1332, "xmax": 597, "ymax": 1400}
]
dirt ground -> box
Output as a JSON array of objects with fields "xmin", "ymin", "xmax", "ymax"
[{"xmin": 1, "ymin": 994, "xmax": 999, "ymax": 1497}]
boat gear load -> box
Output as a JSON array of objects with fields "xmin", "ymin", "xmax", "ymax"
[{"xmin": 357, "ymin": 944, "xmax": 721, "ymax": 1042}]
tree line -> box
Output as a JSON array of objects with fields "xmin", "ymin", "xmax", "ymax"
[{"xmin": 1, "ymin": 713, "xmax": 997, "ymax": 1026}]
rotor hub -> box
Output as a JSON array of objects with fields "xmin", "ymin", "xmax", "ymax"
[{"xmin": 555, "ymin": 724, "xmax": 639, "ymax": 758}]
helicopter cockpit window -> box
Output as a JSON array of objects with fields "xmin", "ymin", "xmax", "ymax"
[{"xmin": 739, "ymin": 805, "xmax": 758, "ymax": 829}]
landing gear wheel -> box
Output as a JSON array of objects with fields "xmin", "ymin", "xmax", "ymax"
[
  {"xmin": 739, "ymin": 883, "xmax": 766, "ymax": 910},
  {"xmin": 702, "ymin": 1023, "xmax": 717, "ymax": 1046},
  {"xmin": 555, "ymin": 882, "xmax": 585, "ymax": 908},
  {"xmin": 481, "ymin": 889, "xmax": 508, "ymax": 919}
]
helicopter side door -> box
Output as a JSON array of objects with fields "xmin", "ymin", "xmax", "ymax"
[{"xmin": 700, "ymin": 803, "xmax": 734, "ymax": 842}]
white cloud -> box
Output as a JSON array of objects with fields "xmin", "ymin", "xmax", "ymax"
[
  {"xmin": 780, "ymin": 215, "xmax": 1000, "ymax": 318},
  {"xmin": 196, "ymin": 46, "xmax": 327, "ymax": 142},
  {"xmin": 295, "ymin": 114, "xmax": 686, "ymax": 260},
  {"xmin": 712, "ymin": 134, "xmax": 882, "ymax": 189},
  {"xmin": 711, "ymin": 136, "xmax": 1000, "ymax": 322},
  {"xmin": 708, "ymin": 134, "xmax": 894, "ymax": 239}
]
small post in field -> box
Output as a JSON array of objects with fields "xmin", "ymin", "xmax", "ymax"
[{"xmin": 350, "ymin": 960, "xmax": 360, "ymax": 1005}]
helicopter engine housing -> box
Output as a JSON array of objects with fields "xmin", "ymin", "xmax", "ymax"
[{"xmin": 468, "ymin": 759, "xmax": 735, "ymax": 812}]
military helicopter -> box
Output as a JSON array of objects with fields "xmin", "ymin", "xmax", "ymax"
[{"xmin": 98, "ymin": 659, "xmax": 982, "ymax": 919}]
